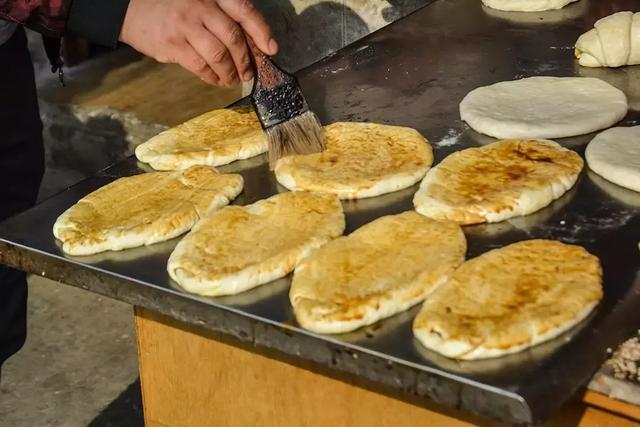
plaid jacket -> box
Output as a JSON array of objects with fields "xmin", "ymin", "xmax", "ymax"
[
  {"xmin": 0, "ymin": 0, "xmax": 129, "ymax": 74},
  {"xmin": 0, "ymin": 0, "xmax": 69, "ymax": 37}
]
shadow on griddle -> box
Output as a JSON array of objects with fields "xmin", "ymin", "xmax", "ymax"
[
  {"xmin": 576, "ymin": 62, "xmax": 640, "ymax": 112},
  {"xmin": 507, "ymin": 177, "xmax": 578, "ymax": 231},
  {"xmin": 588, "ymin": 170, "xmax": 640, "ymax": 208},
  {"xmin": 461, "ymin": 176, "xmax": 579, "ymax": 257},
  {"xmin": 218, "ymin": 153, "xmax": 268, "ymax": 174},
  {"xmin": 342, "ymin": 185, "xmax": 416, "ymax": 233},
  {"xmin": 326, "ymin": 305, "xmax": 421, "ymax": 344},
  {"xmin": 508, "ymin": 173, "xmax": 640, "ymax": 245},
  {"xmin": 206, "ymin": 276, "xmax": 291, "ymax": 307},
  {"xmin": 58, "ymin": 237, "xmax": 179, "ymax": 265}
]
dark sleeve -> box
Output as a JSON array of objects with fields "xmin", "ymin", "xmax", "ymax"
[
  {"xmin": 0, "ymin": 0, "xmax": 70, "ymax": 37},
  {"xmin": 66, "ymin": 0, "xmax": 130, "ymax": 47}
]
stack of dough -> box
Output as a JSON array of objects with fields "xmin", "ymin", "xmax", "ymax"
[
  {"xmin": 413, "ymin": 139, "xmax": 583, "ymax": 225},
  {"xmin": 481, "ymin": 0, "xmax": 579, "ymax": 12},
  {"xmin": 275, "ymin": 122, "xmax": 433, "ymax": 199},
  {"xmin": 135, "ymin": 107, "xmax": 267, "ymax": 170},
  {"xmin": 290, "ymin": 212, "xmax": 466, "ymax": 334},
  {"xmin": 576, "ymin": 11, "xmax": 640, "ymax": 68},
  {"xmin": 414, "ymin": 240, "xmax": 602, "ymax": 360},
  {"xmin": 53, "ymin": 166, "xmax": 243, "ymax": 256},
  {"xmin": 459, "ymin": 77, "xmax": 628, "ymax": 139},
  {"xmin": 586, "ymin": 126, "xmax": 640, "ymax": 192},
  {"xmin": 168, "ymin": 192, "xmax": 345, "ymax": 297}
]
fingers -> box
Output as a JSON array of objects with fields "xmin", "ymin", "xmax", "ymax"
[
  {"xmin": 173, "ymin": 42, "xmax": 220, "ymax": 86},
  {"xmin": 202, "ymin": 4, "xmax": 253, "ymax": 82},
  {"xmin": 217, "ymin": 0, "xmax": 278, "ymax": 56},
  {"xmin": 187, "ymin": 23, "xmax": 240, "ymax": 86}
]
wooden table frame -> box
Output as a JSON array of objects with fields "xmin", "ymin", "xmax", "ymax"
[{"xmin": 134, "ymin": 308, "xmax": 640, "ymax": 427}]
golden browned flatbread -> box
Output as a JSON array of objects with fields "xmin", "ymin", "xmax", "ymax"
[
  {"xmin": 413, "ymin": 139, "xmax": 583, "ymax": 225},
  {"xmin": 53, "ymin": 166, "xmax": 243, "ymax": 256},
  {"xmin": 135, "ymin": 107, "xmax": 267, "ymax": 170},
  {"xmin": 413, "ymin": 240, "xmax": 602, "ymax": 360},
  {"xmin": 275, "ymin": 122, "xmax": 433, "ymax": 199},
  {"xmin": 168, "ymin": 192, "xmax": 345, "ymax": 297},
  {"xmin": 290, "ymin": 211, "xmax": 466, "ymax": 334}
]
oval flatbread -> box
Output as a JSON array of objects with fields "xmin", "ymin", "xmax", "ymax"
[
  {"xmin": 290, "ymin": 211, "xmax": 466, "ymax": 334},
  {"xmin": 135, "ymin": 107, "xmax": 267, "ymax": 170},
  {"xmin": 414, "ymin": 239, "xmax": 602, "ymax": 360},
  {"xmin": 586, "ymin": 126, "xmax": 640, "ymax": 192},
  {"xmin": 413, "ymin": 139, "xmax": 583, "ymax": 225},
  {"xmin": 460, "ymin": 77, "xmax": 628, "ymax": 139},
  {"xmin": 53, "ymin": 166, "xmax": 243, "ymax": 256},
  {"xmin": 482, "ymin": 0, "xmax": 578, "ymax": 12},
  {"xmin": 274, "ymin": 122, "xmax": 433, "ymax": 199},
  {"xmin": 168, "ymin": 192, "xmax": 345, "ymax": 297}
]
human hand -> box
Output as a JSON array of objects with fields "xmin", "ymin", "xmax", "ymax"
[{"xmin": 119, "ymin": 0, "xmax": 278, "ymax": 87}]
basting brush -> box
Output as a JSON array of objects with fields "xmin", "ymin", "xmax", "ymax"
[{"xmin": 246, "ymin": 38, "xmax": 325, "ymax": 168}]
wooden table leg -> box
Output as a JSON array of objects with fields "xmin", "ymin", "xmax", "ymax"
[{"xmin": 133, "ymin": 307, "xmax": 640, "ymax": 427}]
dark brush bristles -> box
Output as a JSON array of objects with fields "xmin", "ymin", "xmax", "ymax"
[{"xmin": 266, "ymin": 110, "xmax": 325, "ymax": 169}]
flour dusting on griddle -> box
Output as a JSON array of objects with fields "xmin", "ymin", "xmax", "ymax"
[
  {"xmin": 606, "ymin": 332, "xmax": 640, "ymax": 384},
  {"xmin": 434, "ymin": 129, "xmax": 462, "ymax": 148},
  {"xmin": 514, "ymin": 208, "xmax": 636, "ymax": 244}
]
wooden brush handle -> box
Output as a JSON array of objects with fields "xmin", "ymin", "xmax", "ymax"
[{"xmin": 246, "ymin": 36, "xmax": 286, "ymax": 90}]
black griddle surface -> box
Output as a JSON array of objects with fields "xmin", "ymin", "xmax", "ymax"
[{"xmin": 2, "ymin": 0, "xmax": 640, "ymax": 425}]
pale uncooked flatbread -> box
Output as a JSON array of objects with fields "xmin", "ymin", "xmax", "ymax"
[
  {"xmin": 460, "ymin": 77, "xmax": 628, "ymax": 139},
  {"xmin": 290, "ymin": 212, "xmax": 466, "ymax": 334},
  {"xmin": 586, "ymin": 126, "xmax": 640, "ymax": 192},
  {"xmin": 53, "ymin": 166, "xmax": 243, "ymax": 256},
  {"xmin": 135, "ymin": 107, "xmax": 267, "ymax": 170},
  {"xmin": 576, "ymin": 12, "xmax": 640, "ymax": 68},
  {"xmin": 414, "ymin": 139, "xmax": 583, "ymax": 225},
  {"xmin": 274, "ymin": 122, "xmax": 433, "ymax": 199},
  {"xmin": 482, "ymin": 0, "xmax": 578, "ymax": 12},
  {"xmin": 414, "ymin": 240, "xmax": 602, "ymax": 360},
  {"xmin": 168, "ymin": 192, "xmax": 345, "ymax": 297},
  {"xmin": 482, "ymin": 0, "xmax": 586, "ymax": 23}
]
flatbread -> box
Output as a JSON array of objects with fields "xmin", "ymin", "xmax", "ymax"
[
  {"xmin": 413, "ymin": 139, "xmax": 583, "ymax": 225},
  {"xmin": 481, "ymin": 0, "xmax": 586, "ymax": 23},
  {"xmin": 290, "ymin": 212, "xmax": 465, "ymax": 334},
  {"xmin": 586, "ymin": 126, "xmax": 640, "ymax": 192},
  {"xmin": 168, "ymin": 192, "xmax": 345, "ymax": 297},
  {"xmin": 481, "ymin": 0, "xmax": 578, "ymax": 12},
  {"xmin": 414, "ymin": 239, "xmax": 602, "ymax": 360},
  {"xmin": 53, "ymin": 166, "xmax": 243, "ymax": 256},
  {"xmin": 135, "ymin": 107, "xmax": 267, "ymax": 170},
  {"xmin": 576, "ymin": 12, "xmax": 640, "ymax": 68},
  {"xmin": 460, "ymin": 77, "xmax": 628, "ymax": 139},
  {"xmin": 274, "ymin": 122, "xmax": 433, "ymax": 199}
]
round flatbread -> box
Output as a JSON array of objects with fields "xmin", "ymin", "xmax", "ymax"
[
  {"xmin": 290, "ymin": 212, "xmax": 466, "ymax": 334},
  {"xmin": 413, "ymin": 239, "xmax": 603, "ymax": 360},
  {"xmin": 168, "ymin": 192, "xmax": 345, "ymax": 297},
  {"xmin": 413, "ymin": 139, "xmax": 583, "ymax": 225},
  {"xmin": 135, "ymin": 107, "xmax": 267, "ymax": 170},
  {"xmin": 53, "ymin": 166, "xmax": 243, "ymax": 256},
  {"xmin": 460, "ymin": 77, "xmax": 628, "ymax": 139},
  {"xmin": 586, "ymin": 126, "xmax": 640, "ymax": 192},
  {"xmin": 274, "ymin": 122, "xmax": 433, "ymax": 199},
  {"xmin": 481, "ymin": 0, "xmax": 578, "ymax": 12}
]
